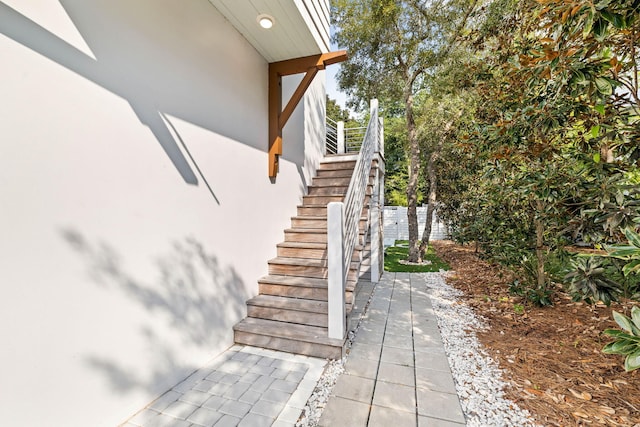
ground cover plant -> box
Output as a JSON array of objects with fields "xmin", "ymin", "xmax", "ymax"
[{"xmin": 384, "ymin": 240, "xmax": 450, "ymax": 272}]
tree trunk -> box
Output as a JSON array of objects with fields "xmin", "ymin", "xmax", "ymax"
[
  {"xmin": 418, "ymin": 150, "xmax": 437, "ymax": 261},
  {"xmin": 534, "ymin": 199, "xmax": 546, "ymax": 288},
  {"xmin": 406, "ymin": 90, "xmax": 421, "ymax": 262},
  {"xmin": 418, "ymin": 115, "xmax": 458, "ymax": 260}
]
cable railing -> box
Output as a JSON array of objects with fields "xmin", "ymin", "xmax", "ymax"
[
  {"xmin": 344, "ymin": 126, "xmax": 366, "ymax": 152},
  {"xmin": 325, "ymin": 118, "xmax": 366, "ymax": 154},
  {"xmin": 327, "ymin": 99, "xmax": 382, "ymax": 340},
  {"xmin": 326, "ymin": 117, "xmax": 338, "ymax": 154}
]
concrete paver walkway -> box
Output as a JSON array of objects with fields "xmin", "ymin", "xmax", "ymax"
[
  {"xmin": 123, "ymin": 346, "xmax": 325, "ymax": 427},
  {"xmin": 123, "ymin": 272, "xmax": 465, "ymax": 427},
  {"xmin": 319, "ymin": 272, "xmax": 466, "ymax": 427}
]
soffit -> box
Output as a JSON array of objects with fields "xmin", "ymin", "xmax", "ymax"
[{"xmin": 209, "ymin": 0, "xmax": 330, "ymax": 62}]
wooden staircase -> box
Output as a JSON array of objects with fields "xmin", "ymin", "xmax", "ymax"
[{"xmin": 233, "ymin": 155, "xmax": 376, "ymax": 359}]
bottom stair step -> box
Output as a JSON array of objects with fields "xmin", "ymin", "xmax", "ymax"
[
  {"xmin": 234, "ymin": 317, "xmax": 344, "ymax": 359},
  {"xmin": 247, "ymin": 295, "xmax": 328, "ymax": 327}
]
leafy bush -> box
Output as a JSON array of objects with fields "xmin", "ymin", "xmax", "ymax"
[
  {"xmin": 508, "ymin": 278, "xmax": 553, "ymax": 307},
  {"xmin": 602, "ymin": 307, "xmax": 640, "ymax": 372},
  {"xmin": 607, "ymin": 227, "xmax": 640, "ymax": 277},
  {"xmin": 564, "ymin": 257, "xmax": 623, "ymax": 306}
]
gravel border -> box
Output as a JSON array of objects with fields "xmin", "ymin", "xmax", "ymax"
[{"xmin": 426, "ymin": 271, "xmax": 540, "ymax": 426}]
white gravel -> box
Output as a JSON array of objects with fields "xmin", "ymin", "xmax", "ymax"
[
  {"xmin": 295, "ymin": 358, "xmax": 345, "ymax": 427},
  {"xmin": 426, "ymin": 272, "xmax": 540, "ymax": 427}
]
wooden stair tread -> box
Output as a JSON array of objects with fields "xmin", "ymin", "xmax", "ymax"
[
  {"xmin": 285, "ymin": 227, "xmax": 365, "ymax": 234},
  {"xmin": 234, "ymin": 317, "xmax": 343, "ymax": 347},
  {"xmin": 277, "ymin": 241, "xmax": 327, "ymax": 249},
  {"xmin": 247, "ymin": 295, "xmax": 327, "ymax": 313},
  {"xmin": 277, "ymin": 241, "xmax": 364, "ymax": 250},
  {"xmin": 284, "ymin": 228, "xmax": 326, "ymax": 234},
  {"xmin": 268, "ymin": 257, "xmax": 359, "ymax": 269},
  {"xmin": 258, "ymin": 275, "xmax": 327, "ymax": 288}
]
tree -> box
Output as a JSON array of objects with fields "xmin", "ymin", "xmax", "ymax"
[
  {"xmin": 326, "ymin": 95, "xmax": 351, "ymax": 122},
  {"xmin": 436, "ymin": 0, "xmax": 640, "ymax": 304},
  {"xmin": 332, "ymin": 0, "xmax": 479, "ymax": 262}
]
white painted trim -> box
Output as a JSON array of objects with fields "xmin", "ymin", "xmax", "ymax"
[
  {"xmin": 337, "ymin": 121, "xmax": 345, "ymax": 154},
  {"xmin": 327, "ymin": 202, "xmax": 345, "ymax": 340}
]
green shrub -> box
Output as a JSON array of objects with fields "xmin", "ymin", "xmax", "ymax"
[
  {"xmin": 602, "ymin": 307, "xmax": 640, "ymax": 372},
  {"xmin": 564, "ymin": 256, "xmax": 623, "ymax": 306}
]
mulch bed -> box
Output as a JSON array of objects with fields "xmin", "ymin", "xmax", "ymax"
[{"xmin": 431, "ymin": 240, "xmax": 640, "ymax": 427}]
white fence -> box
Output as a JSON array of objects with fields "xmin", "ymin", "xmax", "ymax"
[{"xmin": 383, "ymin": 206, "xmax": 448, "ymax": 247}]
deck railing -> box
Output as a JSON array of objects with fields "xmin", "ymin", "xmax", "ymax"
[
  {"xmin": 327, "ymin": 99, "xmax": 384, "ymax": 340},
  {"xmin": 325, "ymin": 118, "xmax": 364, "ymax": 154}
]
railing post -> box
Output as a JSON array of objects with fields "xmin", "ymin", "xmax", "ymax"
[
  {"xmin": 327, "ymin": 202, "xmax": 345, "ymax": 340},
  {"xmin": 337, "ymin": 121, "xmax": 345, "ymax": 154},
  {"xmin": 378, "ymin": 117, "xmax": 384, "ymax": 158},
  {"xmin": 370, "ymin": 167, "xmax": 380, "ymax": 283}
]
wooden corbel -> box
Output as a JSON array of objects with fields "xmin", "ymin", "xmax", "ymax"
[{"xmin": 269, "ymin": 50, "xmax": 348, "ymax": 179}]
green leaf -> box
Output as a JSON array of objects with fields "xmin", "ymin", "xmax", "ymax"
[
  {"xmin": 595, "ymin": 104, "xmax": 605, "ymax": 114},
  {"xmin": 624, "ymin": 228, "xmax": 640, "ymax": 248},
  {"xmin": 602, "ymin": 329, "xmax": 635, "ymax": 339},
  {"xmin": 606, "ymin": 340, "xmax": 639, "ymax": 354},
  {"xmin": 583, "ymin": 12, "xmax": 594, "ymax": 38},
  {"xmin": 593, "ymin": 17, "xmax": 608, "ymax": 41},
  {"xmin": 613, "ymin": 310, "xmax": 635, "ymax": 333},
  {"xmin": 632, "ymin": 306, "xmax": 640, "ymax": 329},
  {"xmin": 595, "ymin": 77, "xmax": 613, "ymax": 95},
  {"xmin": 624, "ymin": 349, "xmax": 640, "ymax": 371},
  {"xmin": 608, "ymin": 246, "xmax": 640, "ymax": 258},
  {"xmin": 622, "ymin": 260, "xmax": 640, "ymax": 276},
  {"xmin": 601, "ymin": 10, "xmax": 626, "ymax": 29},
  {"xmin": 590, "ymin": 125, "xmax": 601, "ymax": 138}
]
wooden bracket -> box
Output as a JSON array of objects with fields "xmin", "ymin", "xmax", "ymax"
[{"xmin": 269, "ymin": 51, "xmax": 348, "ymax": 179}]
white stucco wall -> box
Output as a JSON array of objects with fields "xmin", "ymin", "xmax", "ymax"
[{"xmin": 0, "ymin": 1, "xmax": 325, "ymax": 426}]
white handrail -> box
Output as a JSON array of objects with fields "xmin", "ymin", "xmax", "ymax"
[{"xmin": 327, "ymin": 99, "xmax": 379, "ymax": 339}]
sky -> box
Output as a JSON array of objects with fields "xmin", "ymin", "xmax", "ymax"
[{"xmin": 326, "ymin": 27, "xmax": 349, "ymax": 110}]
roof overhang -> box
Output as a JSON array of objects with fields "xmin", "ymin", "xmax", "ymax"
[{"xmin": 209, "ymin": 0, "xmax": 331, "ymax": 62}]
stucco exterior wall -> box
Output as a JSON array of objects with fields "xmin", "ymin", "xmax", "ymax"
[{"xmin": 0, "ymin": 1, "xmax": 325, "ymax": 425}]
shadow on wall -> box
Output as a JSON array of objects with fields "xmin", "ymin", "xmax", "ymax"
[
  {"xmin": 0, "ymin": 0, "xmax": 279, "ymax": 189},
  {"xmin": 61, "ymin": 229, "xmax": 250, "ymax": 393}
]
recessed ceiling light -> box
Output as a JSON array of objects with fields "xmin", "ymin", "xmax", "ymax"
[{"xmin": 257, "ymin": 14, "xmax": 274, "ymax": 29}]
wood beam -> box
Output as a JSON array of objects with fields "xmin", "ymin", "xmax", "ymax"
[{"xmin": 268, "ymin": 51, "xmax": 348, "ymax": 179}]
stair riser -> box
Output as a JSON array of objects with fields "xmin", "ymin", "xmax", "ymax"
[
  {"xmin": 285, "ymin": 231, "xmax": 367, "ymax": 244},
  {"xmin": 318, "ymin": 161, "xmax": 356, "ymax": 171},
  {"xmin": 302, "ymin": 195, "xmax": 345, "ymax": 205},
  {"xmin": 268, "ymin": 265, "xmax": 359, "ymax": 281},
  {"xmin": 308, "ymin": 187, "xmax": 349, "ymax": 196},
  {"xmin": 259, "ymin": 284, "xmax": 328, "ymax": 300},
  {"xmin": 247, "ymin": 306, "xmax": 327, "ymax": 328},
  {"xmin": 277, "ymin": 246, "xmax": 361, "ymax": 261},
  {"xmin": 315, "ymin": 169, "xmax": 376, "ymax": 179},
  {"xmin": 315, "ymin": 169, "xmax": 355, "ymax": 178},
  {"xmin": 284, "ymin": 231, "xmax": 327, "ymax": 243},
  {"xmin": 291, "ymin": 218, "xmax": 327, "ymax": 228},
  {"xmin": 297, "ymin": 206, "xmax": 327, "ymax": 216},
  {"xmin": 277, "ymin": 246, "xmax": 327, "ymax": 259},
  {"xmin": 288, "ymin": 218, "xmax": 366, "ymax": 230},
  {"xmin": 294, "ymin": 209, "xmax": 368, "ymax": 220},
  {"xmin": 302, "ymin": 195, "xmax": 372, "ymax": 206},
  {"xmin": 234, "ymin": 331, "xmax": 343, "ymax": 359},
  {"xmin": 311, "ymin": 177, "xmax": 352, "ymax": 186},
  {"xmin": 290, "ymin": 217, "xmax": 366, "ymax": 229}
]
